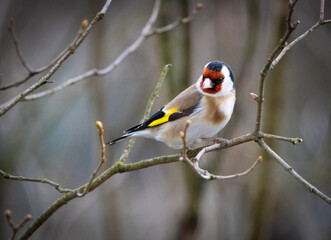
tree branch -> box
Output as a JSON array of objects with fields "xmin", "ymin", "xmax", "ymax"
[
  {"xmin": 16, "ymin": 63, "xmax": 171, "ymax": 239},
  {"xmin": 250, "ymin": 0, "xmax": 331, "ymax": 206},
  {"xmin": 8, "ymin": 18, "xmax": 33, "ymax": 73},
  {"xmin": 255, "ymin": 0, "xmax": 299, "ymax": 133},
  {"xmin": 1, "ymin": 0, "xmax": 331, "ymax": 239},
  {"xmin": 0, "ymin": 19, "xmax": 90, "ymax": 91},
  {"xmin": 22, "ymin": 1, "xmax": 202, "ymax": 101},
  {"xmin": 76, "ymin": 121, "xmax": 107, "ymax": 197},
  {"xmin": 0, "ymin": 0, "xmax": 113, "ymax": 117},
  {"xmin": 0, "ymin": 169, "xmax": 79, "ymax": 194},
  {"xmin": 0, "ymin": 120, "xmax": 108, "ymax": 197},
  {"xmin": 179, "ymin": 120, "xmax": 263, "ymax": 180},
  {"xmin": 117, "ymin": 63, "xmax": 172, "ymax": 164},
  {"xmin": 270, "ymin": 0, "xmax": 331, "ymax": 69},
  {"xmin": 260, "ymin": 133, "xmax": 302, "ymax": 145},
  {"xmin": 186, "ymin": 155, "xmax": 262, "ymax": 181},
  {"xmin": 149, "ymin": 3, "xmax": 203, "ymax": 35},
  {"xmin": 4, "ymin": 127, "xmax": 326, "ymax": 240},
  {"xmin": 258, "ymin": 140, "xmax": 331, "ymax": 205},
  {"xmin": 4, "ymin": 210, "xmax": 32, "ymax": 240}
]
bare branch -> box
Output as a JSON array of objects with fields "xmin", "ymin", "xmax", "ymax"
[
  {"xmin": 258, "ymin": 140, "xmax": 331, "ymax": 205},
  {"xmin": 17, "ymin": 64, "xmax": 171, "ymax": 238},
  {"xmin": 117, "ymin": 64, "xmax": 172, "ymax": 164},
  {"xmin": 179, "ymin": 120, "xmax": 192, "ymax": 160},
  {"xmin": 76, "ymin": 121, "xmax": 107, "ymax": 197},
  {"xmin": 8, "ymin": 18, "xmax": 33, "ymax": 73},
  {"xmin": 18, "ymin": 155, "xmax": 181, "ymax": 239},
  {"xmin": 0, "ymin": 169, "xmax": 78, "ymax": 194},
  {"xmin": 255, "ymin": 0, "xmax": 299, "ymax": 133},
  {"xmin": 179, "ymin": 122, "xmax": 262, "ymax": 180},
  {"xmin": 150, "ymin": 2, "xmax": 203, "ymax": 35},
  {"xmin": 1, "ymin": 65, "xmax": 171, "ymax": 232},
  {"xmin": 0, "ymin": 19, "xmax": 89, "ymax": 90},
  {"xmin": 0, "ymin": 1, "xmax": 329, "ymax": 238},
  {"xmin": 261, "ymin": 133, "xmax": 302, "ymax": 145},
  {"xmin": 320, "ymin": 0, "xmax": 325, "ymax": 21},
  {"xmin": 5, "ymin": 209, "xmax": 32, "ymax": 240},
  {"xmin": 0, "ymin": 121, "xmax": 109, "ymax": 198},
  {"xmin": 0, "ymin": 0, "xmax": 113, "ymax": 117},
  {"xmin": 270, "ymin": 0, "xmax": 331, "ymax": 69},
  {"xmin": 186, "ymin": 155, "xmax": 262, "ymax": 180},
  {"xmin": 22, "ymin": 1, "xmax": 202, "ymax": 101},
  {"xmin": 10, "ymin": 127, "xmax": 325, "ymax": 239}
]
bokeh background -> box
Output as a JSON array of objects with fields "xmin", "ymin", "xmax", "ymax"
[{"xmin": 1, "ymin": 0, "xmax": 331, "ymax": 239}]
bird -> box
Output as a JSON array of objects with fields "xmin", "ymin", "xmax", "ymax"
[{"xmin": 107, "ymin": 60, "xmax": 235, "ymax": 149}]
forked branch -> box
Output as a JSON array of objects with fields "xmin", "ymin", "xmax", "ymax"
[
  {"xmin": 1, "ymin": 1, "xmax": 331, "ymax": 239},
  {"xmin": 179, "ymin": 120, "xmax": 263, "ymax": 180},
  {"xmin": 270, "ymin": 0, "xmax": 331, "ymax": 69},
  {"xmin": 0, "ymin": 0, "xmax": 113, "ymax": 117},
  {"xmin": 22, "ymin": 1, "xmax": 202, "ymax": 102},
  {"xmin": 5, "ymin": 210, "xmax": 32, "ymax": 240},
  {"xmin": 15, "ymin": 64, "xmax": 172, "ymax": 239},
  {"xmin": 0, "ymin": 19, "xmax": 90, "ymax": 90},
  {"xmin": 258, "ymin": 140, "xmax": 331, "ymax": 204}
]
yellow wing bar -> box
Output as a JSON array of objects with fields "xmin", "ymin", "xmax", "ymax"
[{"xmin": 148, "ymin": 107, "xmax": 179, "ymax": 127}]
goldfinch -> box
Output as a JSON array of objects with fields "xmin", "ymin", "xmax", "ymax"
[{"xmin": 107, "ymin": 61, "xmax": 235, "ymax": 149}]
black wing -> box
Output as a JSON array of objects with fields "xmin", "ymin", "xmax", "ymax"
[{"xmin": 124, "ymin": 105, "xmax": 197, "ymax": 133}]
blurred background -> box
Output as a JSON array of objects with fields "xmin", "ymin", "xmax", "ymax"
[{"xmin": 1, "ymin": 0, "xmax": 331, "ymax": 239}]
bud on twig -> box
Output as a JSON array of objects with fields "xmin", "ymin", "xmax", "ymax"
[
  {"xmin": 25, "ymin": 214, "xmax": 33, "ymax": 221},
  {"xmin": 250, "ymin": 93, "xmax": 259, "ymax": 101},
  {"xmin": 180, "ymin": 131, "xmax": 185, "ymax": 138},
  {"xmin": 257, "ymin": 155, "xmax": 263, "ymax": 162},
  {"xmin": 5, "ymin": 209, "xmax": 12, "ymax": 218},
  {"xmin": 81, "ymin": 19, "xmax": 88, "ymax": 29},
  {"xmin": 196, "ymin": 3, "xmax": 203, "ymax": 10},
  {"xmin": 186, "ymin": 119, "xmax": 192, "ymax": 127},
  {"xmin": 96, "ymin": 121, "xmax": 103, "ymax": 130}
]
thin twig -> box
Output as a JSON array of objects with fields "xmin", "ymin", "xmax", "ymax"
[
  {"xmin": 270, "ymin": 0, "xmax": 331, "ymax": 69},
  {"xmin": 0, "ymin": 121, "xmax": 108, "ymax": 197},
  {"xmin": 0, "ymin": 19, "xmax": 89, "ymax": 90},
  {"xmin": 255, "ymin": 0, "xmax": 299, "ymax": 133},
  {"xmin": 179, "ymin": 122, "xmax": 262, "ymax": 180},
  {"xmin": 18, "ymin": 63, "xmax": 172, "ymax": 239},
  {"xmin": 8, "ymin": 18, "xmax": 33, "ymax": 73},
  {"xmin": 261, "ymin": 133, "xmax": 302, "ymax": 145},
  {"xmin": 185, "ymin": 155, "xmax": 262, "ymax": 180},
  {"xmin": 0, "ymin": 0, "xmax": 113, "ymax": 117},
  {"xmin": 0, "ymin": 169, "xmax": 78, "ymax": 194},
  {"xmin": 117, "ymin": 63, "xmax": 172, "ymax": 164},
  {"xmin": 150, "ymin": 3, "xmax": 203, "ymax": 35},
  {"xmin": 5, "ymin": 209, "xmax": 32, "ymax": 240},
  {"xmin": 251, "ymin": 0, "xmax": 331, "ymax": 205},
  {"xmin": 179, "ymin": 120, "xmax": 192, "ymax": 160},
  {"xmin": 22, "ymin": 2, "xmax": 202, "ymax": 102},
  {"xmin": 76, "ymin": 121, "xmax": 107, "ymax": 197},
  {"xmin": 196, "ymin": 133, "xmax": 256, "ymax": 161},
  {"xmin": 258, "ymin": 140, "xmax": 331, "ymax": 205},
  {"xmin": 1, "ymin": 1, "xmax": 329, "ymax": 239}
]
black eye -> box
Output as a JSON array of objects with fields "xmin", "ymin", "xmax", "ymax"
[{"xmin": 214, "ymin": 77, "xmax": 224, "ymax": 85}]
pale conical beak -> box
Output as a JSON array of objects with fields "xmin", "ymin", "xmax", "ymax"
[{"xmin": 201, "ymin": 78, "xmax": 214, "ymax": 89}]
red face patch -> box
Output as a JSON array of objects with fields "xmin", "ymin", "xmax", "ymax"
[
  {"xmin": 200, "ymin": 79, "xmax": 222, "ymax": 94},
  {"xmin": 200, "ymin": 68, "xmax": 223, "ymax": 94}
]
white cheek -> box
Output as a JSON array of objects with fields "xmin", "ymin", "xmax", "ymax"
[{"xmin": 222, "ymin": 78, "xmax": 233, "ymax": 93}]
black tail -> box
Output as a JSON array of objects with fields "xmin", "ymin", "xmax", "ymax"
[{"xmin": 106, "ymin": 133, "xmax": 133, "ymax": 146}]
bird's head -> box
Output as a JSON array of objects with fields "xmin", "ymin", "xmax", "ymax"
[{"xmin": 197, "ymin": 61, "xmax": 234, "ymax": 97}]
